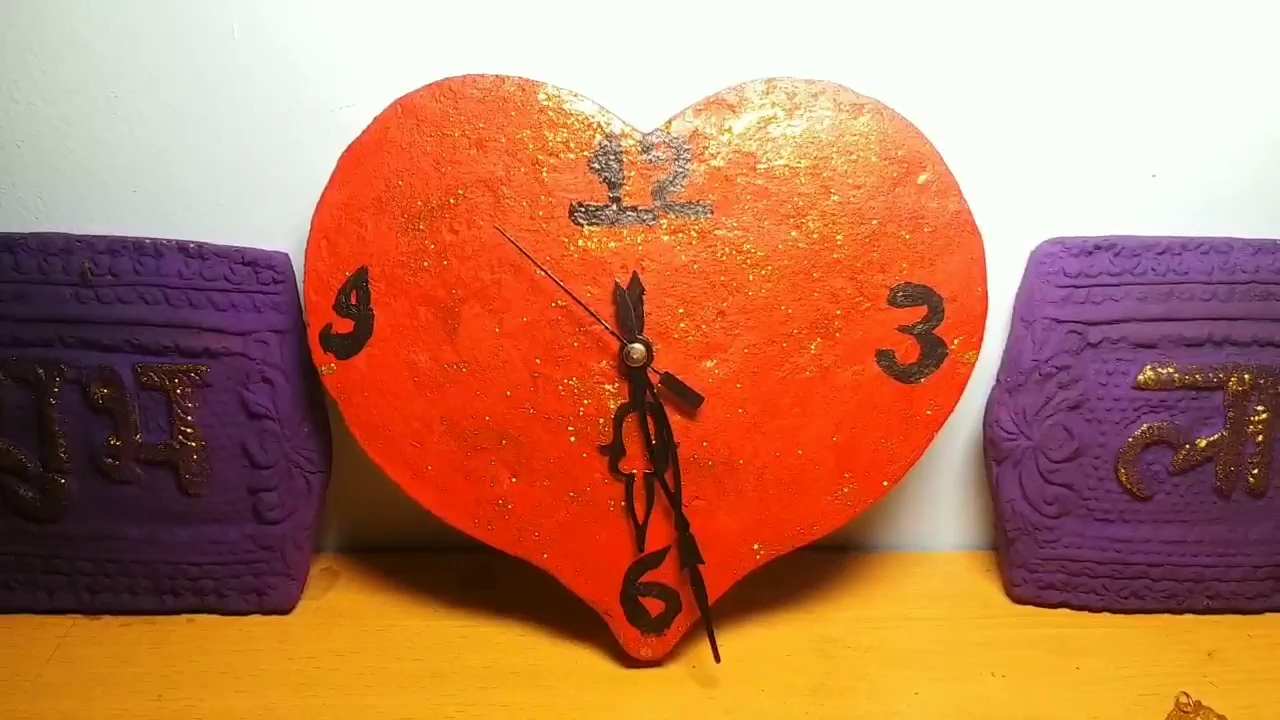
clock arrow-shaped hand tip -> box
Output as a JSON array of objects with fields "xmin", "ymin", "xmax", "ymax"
[
  {"xmin": 613, "ymin": 279, "xmax": 639, "ymax": 339},
  {"xmin": 626, "ymin": 271, "xmax": 645, "ymax": 335}
]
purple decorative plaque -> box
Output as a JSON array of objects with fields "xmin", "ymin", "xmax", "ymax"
[
  {"xmin": 985, "ymin": 236, "xmax": 1280, "ymax": 612},
  {"xmin": 0, "ymin": 233, "xmax": 330, "ymax": 614}
]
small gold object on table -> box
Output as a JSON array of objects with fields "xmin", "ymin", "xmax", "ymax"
[{"xmin": 1167, "ymin": 692, "xmax": 1226, "ymax": 720}]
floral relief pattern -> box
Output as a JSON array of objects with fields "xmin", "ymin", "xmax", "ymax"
[
  {"xmin": 986, "ymin": 321, "xmax": 1085, "ymax": 519},
  {"xmin": 987, "ymin": 236, "xmax": 1280, "ymax": 613},
  {"xmin": 241, "ymin": 366, "xmax": 327, "ymax": 526}
]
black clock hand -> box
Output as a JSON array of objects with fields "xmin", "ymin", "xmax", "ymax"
[
  {"xmin": 614, "ymin": 271, "xmax": 703, "ymax": 409},
  {"xmin": 627, "ymin": 369, "xmax": 664, "ymax": 555},
  {"xmin": 496, "ymin": 225, "xmax": 719, "ymax": 661},
  {"xmin": 613, "ymin": 279, "xmax": 640, "ymax": 340},
  {"xmin": 616, "ymin": 269, "xmax": 645, "ymax": 335},
  {"xmin": 654, "ymin": 371, "xmax": 704, "ymax": 410},
  {"xmin": 610, "ymin": 273, "xmax": 721, "ymax": 664},
  {"xmin": 494, "ymin": 225, "xmax": 705, "ymax": 410},
  {"xmin": 647, "ymin": 396, "xmax": 720, "ymax": 664},
  {"xmin": 614, "ymin": 360, "xmax": 719, "ymax": 661}
]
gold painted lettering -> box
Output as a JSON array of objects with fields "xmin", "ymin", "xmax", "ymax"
[
  {"xmin": 0, "ymin": 362, "xmax": 72, "ymax": 522},
  {"xmin": 1117, "ymin": 362, "xmax": 1278, "ymax": 499}
]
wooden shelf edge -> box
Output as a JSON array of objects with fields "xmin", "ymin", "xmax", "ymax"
[{"xmin": 2, "ymin": 550, "xmax": 1270, "ymax": 719}]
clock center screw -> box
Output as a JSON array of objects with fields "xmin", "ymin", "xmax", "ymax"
[{"xmin": 622, "ymin": 342, "xmax": 650, "ymax": 368}]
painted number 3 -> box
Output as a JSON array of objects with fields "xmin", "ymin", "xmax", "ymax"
[{"xmin": 875, "ymin": 282, "xmax": 948, "ymax": 384}]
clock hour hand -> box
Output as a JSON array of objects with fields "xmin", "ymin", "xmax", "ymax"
[
  {"xmin": 619, "ymin": 272, "xmax": 701, "ymax": 410},
  {"xmin": 612, "ymin": 271, "xmax": 704, "ymax": 411}
]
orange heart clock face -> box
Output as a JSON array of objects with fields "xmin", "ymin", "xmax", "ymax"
[{"xmin": 305, "ymin": 75, "xmax": 986, "ymax": 662}]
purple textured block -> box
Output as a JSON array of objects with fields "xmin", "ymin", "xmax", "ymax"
[
  {"xmin": 0, "ymin": 233, "xmax": 330, "ymax": 614},
  {"xmin": 985, "ymin": 236, "xmax": 1280, "ymax": 612}
]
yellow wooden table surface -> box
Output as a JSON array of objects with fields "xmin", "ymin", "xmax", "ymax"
[{"xmin": 1, "ymin": 550, "xmax": 1270, "ymax": 719}]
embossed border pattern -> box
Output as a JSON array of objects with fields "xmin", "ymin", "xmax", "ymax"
[
  {"xmin": 0, "ymin": 233, "xmax": 331, "ymax": 614},
  {"xmin": 985, "ymin": 237, "xmax": 1280, "ymax": 612}
]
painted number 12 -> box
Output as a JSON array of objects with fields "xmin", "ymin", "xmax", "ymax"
[{"xmin": 570, "ymin": 131, "xmax": 713, "ymax": 227}]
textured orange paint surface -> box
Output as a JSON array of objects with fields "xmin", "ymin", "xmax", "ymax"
[{"xmin": 305, "ymin": 76, "xmax": 986, "ymax": 662}]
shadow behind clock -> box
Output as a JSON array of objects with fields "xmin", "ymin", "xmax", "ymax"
[{"xmin": 320, "ymin": 401, "xmax": 864, "ymax": 662}]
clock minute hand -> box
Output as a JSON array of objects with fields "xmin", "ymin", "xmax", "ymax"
[
  {"xmin": 609, "ymin": 285, "xmax": 720, "ymax": 663},
  {"xmin": 493, "ymin": 225, "xmax": 704, "ymax": 410},
  {"xmin": 497, "ymin": 225, "xmax": 717, "ymax": 661},
  {"xmin": 646, "ymin": 395, "xmax": 720, "ymax": 664}
]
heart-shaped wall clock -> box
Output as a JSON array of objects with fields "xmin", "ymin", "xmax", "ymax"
[{"xmin": 305, "ymin": 75, "xmax": 986, "ymax": 663}]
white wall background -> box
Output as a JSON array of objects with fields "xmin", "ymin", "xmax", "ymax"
[{"xmin": 2, "ymin": 0, "xmax": 1279, "ymax": 550}]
